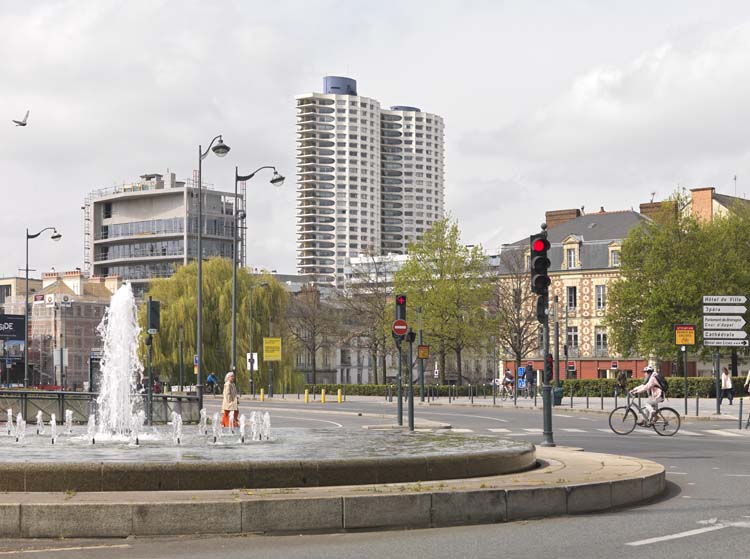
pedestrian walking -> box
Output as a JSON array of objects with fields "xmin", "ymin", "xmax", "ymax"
[
  {"xmin": 616, "ymin": 370, "xmax": 627, "ymax": 396},
  {"xmin": 720, "ymin": 367, "xmax": 733, "ymax": 406},
  {"xmin": 221, "ymin": 372, "xmax": 240, "ymax": 427},
  {"xmin": 744, "ymin": 368, "xmax": 750, "ymax": 394}
]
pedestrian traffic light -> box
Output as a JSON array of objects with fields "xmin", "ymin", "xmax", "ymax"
[
  {"xmin": 536, "ymin": 295, "xmax": 546, "ymax": 324},
  {"xmin": 530, "ymin": 233, "xmax": 551, "ymax": 295},
  {"xmin": 395, "ymin": 294, "xmax": 407, "ymax": 321},
  {"xmin": 147, "ymin": 299, "xmax": 160, "ymax": 332}
]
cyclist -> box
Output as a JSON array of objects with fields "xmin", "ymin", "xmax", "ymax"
[
  {"xmin": 502, "ymin": 368, "xmax": 515, "ymax": 396},
  {"xmin": 206, "ymin": 372, "xmax": 218, "ymax": 395},
  {"xmin": 630, "ymin": 366, "xmax": 663, "ymax": 425}
]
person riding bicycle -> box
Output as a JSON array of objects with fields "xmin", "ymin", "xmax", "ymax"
[
  {"xmin": 206, "ymin": 372, "xmax": 218, "ymax": 394},
  {"xmin": 629, "ymin": 366, "xmax": 663, "ymax": 425},
  {"xmin": 525, "ymin": 362, "xmax": 536, "ymax": 393},
  {"xmin": 502, "ymin": 369, "xmax": 514, "ymax": 394}
]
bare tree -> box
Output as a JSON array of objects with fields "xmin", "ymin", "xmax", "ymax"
[
  {"xmin": 285, "ymin": 285, "xmax": 341, "ymax": 385},
  {"xmin": 494, "ymin": 247, "xmax": 539, "ymax": 371}
]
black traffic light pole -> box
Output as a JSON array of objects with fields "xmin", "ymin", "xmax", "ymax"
[
  {"xmin": 407, "ymin": 328, "xmax": 416, "ymax": 431},
  {"xmin": 395, "ymin": 337, "xmax": 403, "ymax": 425},
  {"xmin": 531, "ymin": 225, "xmax": 555, "ymax": 447}
]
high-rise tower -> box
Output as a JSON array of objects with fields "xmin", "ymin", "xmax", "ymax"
[{"xmin": 296, "ymin": 76, "xmax": 444, "ymax": 287}]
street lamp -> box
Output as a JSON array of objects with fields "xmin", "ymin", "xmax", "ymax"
[
  {"xmin": 197, "ymin": 135, "xmax": 231, "ymax": 411},
  {"xmin": 25, "ymin": 227, "xmax": 61, "ymax": 388},
  {"xmin": 232, "ymin": 166, "xmax": 285, "ymax": 383},
  {"xmin": 247, "ymin": 281, "xmax": 269, "ymax": 398}
]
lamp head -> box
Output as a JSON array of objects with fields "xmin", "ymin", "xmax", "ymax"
[
  {"xmin": 237, "ymin": 210, "xmax": 246, "ymax": 220},
  {"xmin": 270, "ymin": 171, "xmax": 285, "ymax": 187},
  {"xmin": 212, "ymin": 137, "xmax": 231, "ymax": 157},
  {"xmin": 51, "ymin": 230, "xmax": 62, "ymax": 242}
]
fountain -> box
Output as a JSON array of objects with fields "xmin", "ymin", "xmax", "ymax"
[{"xmin": 0, "ymin": 282, "xmax": 534, "ymax": 493}]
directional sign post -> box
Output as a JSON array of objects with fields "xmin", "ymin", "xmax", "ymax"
[{"xmin": 703, "ymin": 316, "xmax": 747, "ymax": 330}]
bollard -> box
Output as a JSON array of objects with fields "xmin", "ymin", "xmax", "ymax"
[
  {"xmin": 343, "ymin": 385, "xmax": 346, "ymax": 402},
  {"xmin": 586, "ymin": 385, "xmax": 590, "ymax": 409},
  {"xmin": 304, "ymin": 389, "xmax": 309, "ymax": 404},
  {"xmin": 260, "ymin": 388, "xmax": 265, "ymax": 402},
  {"xmin": 570, "ymin": 385, "xmax": 573, "ymax": 408},
  {"xmin": 297, "ymin": 386, "xmax": 300, "ymax": 400},
  {"xmin": 600, "ymin": 385, "xmax": 604, "ymax": 410},
  {"xmin": 696, "ymin": 388, "xmax": 699, "ymax": 417},
  {"xmin": 739, "ymin": 398, "xmax": 743, "ymax": 430},
  {"xmin": 337, "ymin": 388, "xmax": 342, "ymax": 404},
  {"xmin": 282, "ymin": 384, "xmax": 285, "ymax": 399},
  {"xmin": 470, "ymin": 384, "xmax": 474, "ymax": 404},
  {"xmin": 321, "ymin": 389, "xmax": 326, "ymax": 404},
  {"xmin": 448, "ymin": 385, "xmax": 452, "ymax": 403},
  {"xmin": 313, "ymin": 385, "xmax": 316, "ymax": 401}
]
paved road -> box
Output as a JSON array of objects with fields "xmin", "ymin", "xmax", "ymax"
[{"xmin": 1, "ymin": 397, "xmax": 748, "ymax": 557}]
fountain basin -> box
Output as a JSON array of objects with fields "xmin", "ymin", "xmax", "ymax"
[{"xmin": 0, "ymin": 429, "xmax": 535, "ymax": 492}]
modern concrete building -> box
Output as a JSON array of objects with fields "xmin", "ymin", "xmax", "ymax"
[
  {"xmin": 0, "ymin": 276, "xmax": 42, "ymax": 313},
  {"xmin": 296, "ymin": 76, "xmax": 445, "ymax": 288},
  {"xmin": 84, "ymin": 172, "xmax": 244, "ymax": 298}
]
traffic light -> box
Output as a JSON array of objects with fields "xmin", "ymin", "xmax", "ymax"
[
  {"xmin": 530, "ymin": 233, "xmax": 551, "ymax": 295},
  {"xmin": 147, "ymin": 299, "xmax": 160, "ymax": 332},
  {"xmin": 395, "ymin": 294, "xmax": 407, "ymax": 321}
]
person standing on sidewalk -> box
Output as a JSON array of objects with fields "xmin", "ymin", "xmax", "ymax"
[
  {"xmin": 720, "ymin": 367, "xmax": 733, "ymax": 406},
  {"xmin": 221, "ymin": 372, "xmax": 240, "ymax": 427}
]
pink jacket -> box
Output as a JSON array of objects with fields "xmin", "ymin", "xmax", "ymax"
[{"xmin": 631, "ymin": 373, "xmax": 663, "ymax": 400}]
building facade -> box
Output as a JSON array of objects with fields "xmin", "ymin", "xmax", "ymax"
[
  {"xmin": 296, "ymin": 76, "xmax": 445, "ymax": 288},
  {"xmin": 84, "ymin": 172, "xmax": 244, "ymax": 298}
]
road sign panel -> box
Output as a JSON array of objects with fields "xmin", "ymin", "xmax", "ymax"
[
  {"xmin": 703, "ymin": 316, "xmax": 747, "ymax": 330},
  {"xmin": 703, "ymin": 295, "xmax": 747, "ymax": 304},
  {"xmin": 417, "ymin": 344, "xmax": 429, "ymax": 359},
  {"xmin": 392, "ymin": 319, "xmax": 408, "ymax": 336},
  {"xmin": 703, "ymin": 305, "xmax": 747, "ymax": 314},
  {"xmin": 193, "ymin": 354, "xmax": 199, "ymax": 366},
  {"xmin": 704, "ymin": 330, "xmax": 748, "ymax": 339},
  {"xmin": 674, "ymin": 324, "xmax": 696, "ymax": 345},
  {"xmin": 263, "ymin": 337, "xmax": 282, "ymax": 361},
  {"xmin": 611, "ymin": 361, "xmax": 618, "ymax": 369},
  {"xmin": 703, "ymin": 339, "xmax": 749, "ymax": 347}
]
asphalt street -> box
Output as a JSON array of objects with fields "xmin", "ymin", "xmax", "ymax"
[{"xmin": 1, "ymin": 396, "xmax": 748, "ymax": 558}]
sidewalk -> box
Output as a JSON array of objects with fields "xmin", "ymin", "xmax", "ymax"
[{"xmin": 245, "ymin": 392, "xmax": 749, "ymax": 422}]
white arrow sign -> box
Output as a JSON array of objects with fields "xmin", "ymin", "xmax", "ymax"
[
  {"xmin": 703, "ymin": 316, "xmax": 747, "ymax": 330},
  {"xmin": 704, "ymin": 330, "xmax": 748, "ymax": 339},
  {"xmin": 704, "ymin": 339, "xmax": 749, "ymax": 347},
  {"xmin": 703, "ymin": 295, "xmax": 747, "ymax": 304},
  {"xmin": 703, "ymin": 305, "xmax": 747, "ymax": 314}
]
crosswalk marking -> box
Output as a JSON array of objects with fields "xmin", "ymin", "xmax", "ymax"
[
  {"xmin": 488, "ymin": 428, "xmax": 511, "ymax": 433},
  {"xmin": 560, "ymin": 428, "xmax": 586, "ymax": 433},
  {"xmin": 677, "ymin": 430, "xmax": 703, "ymax": 436},
  {"xmin": 704, "ymin": 429, "xmax": 743, "ymax": 437},
  {"xmin": 553, "ymin": 414, "xmax": 573, "ymax": 418},
  {"xmin": 523, "ymin": 428, "xmax": 543, "ymax": 433},
  {"xmin": 448, "ymin": 428, "xmax": 474, "ymax": 433}
]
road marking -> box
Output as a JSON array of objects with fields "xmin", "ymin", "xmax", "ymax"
[
  {"xmin": 725, "ymin": 474, "xmax": 750, "ymax": 477},
  {"xmin": 677, "ymin": 430, "xmax": 703, "ymax": 436},
  {"xmin": 448, "ymin": 428, "xmax": 474, "ymax": 433},
  {"xmin": 626, "ymin": 524, "xmax": 725, "ymax": 546},
  {"xmin": 553, "ymin": 414, "xmax": 573, "ymax": 418},
  {"xmin": 523, "ymin": 428, "xmax": 543, "ymax": 433},
  {"xmin": 704, "ymin": 429, "xmax": 742, "ymax": 437},
  {"xmin": 272, "ymin": 415, "xmax": 343, "ymax": 428},
  {"xmin": 596, "ymin": 429, "xmax": 612, "ymax": 433},
  {"xmin": 560, "ymin": 428, "xmax": 586, "ymax": 433},
  {"xmin": 418, "ymin": 412, "xmax": 509, "ymax": 423},
  {"xmin": 0, "ymin": 544, "xmax": 132, "ymax": 555},
  {"xmin": 488, "ymin": 428, "xmax": 511, "ymax": 433},
  {"xmin": 665, "ymin": 472, "xmax": 688, "ymax": 475}
]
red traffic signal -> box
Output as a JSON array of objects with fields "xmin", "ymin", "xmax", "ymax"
[
  {"xmin": 396, "ymin": 295, "xmax": 406, "ymax": 306},
  {"xmin": 395, "ymin": 294, "xmax": 407, "ymax": 321},
  {"xmin": 532, "ymin": 238, "xmax": 548, "ymax": 253},
  {"xmin": 530, "ymin": 233, "xmax": 551, "ymax": 294}
]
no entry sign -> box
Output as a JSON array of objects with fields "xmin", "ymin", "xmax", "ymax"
[{"xmin": 392, "ymin": 319, "xmax": 408, "ymax": 336}]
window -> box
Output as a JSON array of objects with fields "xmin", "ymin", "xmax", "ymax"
[
  {"xmin": 611, "ymin": 250, "xmax": 621, "ymax": 267},
  {"xmin": 567, "ymin": 286, "xmax": 577, "ymax": 310},
  {"xmin": 103, "ymin": 203, "xmax": 113, "ymax": 218},
  {"xmin": 595, "ymin": 327, "xmax": 608, "ymax": 352},
  {"xmin": 567, "ymin": 326, "xmax": 579, "ymax": 349},
  {"xmin": 566, "ymin": 248, "xmax": 576, "ymax": 269},
  {"xmin": 596, "ymin": 285, "xmax": 606, "ymax": 310}
]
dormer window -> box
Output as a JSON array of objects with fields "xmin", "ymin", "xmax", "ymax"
[
  {"xmin": 561, "ymin": 235, "xmax": 581, "ymax": 269},
  {"xmin": 608, "ymin": 242, "xmax": 622, "ymax": 267},
  {"xmin": 566, "ymin": 248, "xmax": 576, "ymax": 269}
]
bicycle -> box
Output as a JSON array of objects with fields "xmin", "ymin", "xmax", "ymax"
[
  {"xmin": 499, "ymin": 383, "xmax": 514, "ymax": 401},
  {"xmin": 608, "ymin": 396, "xmax": 681, "ymax": 436}
]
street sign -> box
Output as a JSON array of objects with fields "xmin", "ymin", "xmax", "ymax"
[
  {"xmin": 704, "ymin": 330, "xmax": 748, "ymax": 339},
  {"xmin": 674, "ymin": 324, "xmax": 696, "ymax": 346},
  {"xmin": 246, "ymin": 352, "xmax": 258, "ymax": 371},
  {"xmin": 703, "ymin": 295, "xmax": 747, "ymax": 304},
  {"xmin": 417, "ymin": 344, "xmax": 430, "ymax": 359},
  {"xmin": 703, "ymin": 339, "xmax": 749, "ymax": 347},
  {"xmin": 434, "ymin": 361, "xmax": 439, "ymax": 378},
  {"xmin": 611, "ymin": 361, "xmax": 618, "ymax": 369},
  {"xmin": 147, "ymin": 328, "xmax": 157, "ymax": 335},
  {"xmin": 193, "ymin": 355, "xmax": 199, "ymax": 366},
  {"xmin": 703, "ymin": 316, "xmax": 746, "ymax": 330},
  {"xmin": 392, "ymin": 319, "xmax": 408, "ymax": 337},
  {"xmin": 263, "ymin": 337, "xmax": 282, "ymax": 361},
  {"xmin": 703, "ymin": 305, "xmax": 747, "ymax": 314}
]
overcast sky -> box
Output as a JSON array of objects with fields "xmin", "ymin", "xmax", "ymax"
[{"xmin": 3, "ymin": 0, "xmax": 750, "ymax": 278}]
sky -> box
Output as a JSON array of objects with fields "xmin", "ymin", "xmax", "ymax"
[{"xmin": 3, "ymin": 0, "xmax": 750, "ymax": 278}]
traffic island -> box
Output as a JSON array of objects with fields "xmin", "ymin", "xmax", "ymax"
[{"xmin": 0, "ymin": 447, "xmax": 665, "ymax": 538}]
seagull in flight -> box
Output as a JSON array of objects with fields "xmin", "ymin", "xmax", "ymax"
[{"xmin": 12, "ymin": 110, "xmax": 30, "ymax": 127}]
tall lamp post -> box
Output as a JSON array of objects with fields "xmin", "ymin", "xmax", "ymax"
[
  {"xmin": 25, "ymin": 227, "xmax": 61, "ymax": 387},
  {"xmin": 248, "ymin": 281, "xmax": 269, "ymax": 397},
  {"xmin": 197, "ymin": 135, "xmax": 231, "ymax": 410},
  {"xmin": 232, "ymin": 166, "xmax": 284, "ymax": 381}
]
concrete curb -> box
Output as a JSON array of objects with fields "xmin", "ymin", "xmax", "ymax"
[{"xmin": 0, "ymin": 448, "xmax": 665, "ymax": 538}]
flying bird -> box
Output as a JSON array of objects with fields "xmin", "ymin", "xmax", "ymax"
[{"xmin": 12, "ymin": 110, "xmax": 30, "ymax": 126}]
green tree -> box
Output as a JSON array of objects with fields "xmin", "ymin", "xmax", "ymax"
[
  {"xmin": 394, "ymin": 219, "xmax": 494, "ymax": 384},
  {"xmin": 141, "ymin": 259, "xmax": 298, "ymax": 392},
  {"xmin": 606, "ymin": 193, "xmax": 750, "ymax": 361}
]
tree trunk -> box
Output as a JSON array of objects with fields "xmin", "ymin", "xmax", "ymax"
[
  {"xmin": 311, "ymin": 349, "xmax": 317, "ymax": 385},
  {"xmin": 455, "ymin": 346, "xmax": 463, "ymax": 386},
  {"xmin": 381, "ymin": 338, "xmax": 387, "ymax": 384},
  {"xmin": 439, "ymin": 344, "xmax": 446, "ymax": 385},
  {"xmin": 371, "ymin": 350, "xmax": 378, "ymax": 384}
]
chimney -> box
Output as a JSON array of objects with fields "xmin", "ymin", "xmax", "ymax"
[
  {"xmin": 104, "ymin": 275, "xmax": 121, "ymax": 295},
  {"xmin": 545, "ymin": 208, "xmax": 582, "ymax": 229},
  {"xmin": 42, "ymin": 272, "xmax": 60, "ymax": 290},
  {"xmin": 639, "ymin": 202, "xmax": 664, "ymax": 220},
  {"xmin": 690, "ymin": 187, "xmax": 715, "ymax": 222},
  {"xmin": 62, "ymin": 270, "xmax": 83, "ymax": 296}
]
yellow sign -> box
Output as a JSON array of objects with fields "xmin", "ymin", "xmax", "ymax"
[
  {"xmin": 263, "ymin": 337, "xmax": 282, "ymax": 361},
  {"xmin": 674, "ymin": 324, "xmax": 696, "ymax": 346},
  {"xmin": 417, "ymin": 344, "xmax": 430, "ymax": 359}
]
